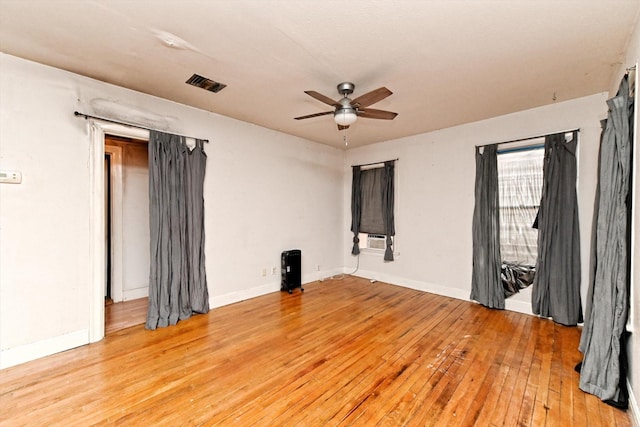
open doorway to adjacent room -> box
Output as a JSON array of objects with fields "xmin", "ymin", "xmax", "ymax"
[{"xmin": 104, "ymin": 134, "xmax": 149, "ymax": 334}]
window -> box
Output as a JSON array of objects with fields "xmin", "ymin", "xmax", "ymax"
[
  {"xmin": 350, "ymin": 161, "xmax": 396, "ymax": 260},
  {"xmin": 359, "ymin": 167, "xmax": 386, "ymax": 235},
  {"xmin": 497, "ymin": 145, "xmax": 544, "ymax": 266},
  {"xmin": 358, "ymin": 167, "xmax": 392, "ymax": 253}
]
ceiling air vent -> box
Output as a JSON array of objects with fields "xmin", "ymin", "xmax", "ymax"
[{"xmin": 186, "ymin": 74, "xmax": 226, "ymax": 93}]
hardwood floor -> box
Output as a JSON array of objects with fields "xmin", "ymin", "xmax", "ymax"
[
  {"xmin": 0, "ymin": 277, "xmax": 631, "ymax": 426},
  {"xmin": 105, "ymin": 297, "xmax": 147, "ymax": 335}
]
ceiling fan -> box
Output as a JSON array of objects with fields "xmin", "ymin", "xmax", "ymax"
[{"xmin": 294, "ymin": 82, "xmax": 398, "ymax": 130}]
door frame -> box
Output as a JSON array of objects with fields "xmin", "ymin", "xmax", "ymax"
[{"xmin": 89, "ymin": 121, "xmax": 149, "ymax": 343}]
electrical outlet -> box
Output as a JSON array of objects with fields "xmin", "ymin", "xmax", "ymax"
[
  {"xmin": 262, "ymin": 268, "xmax": 267, "ymax": 277},
  {"xmin": 316, "ymin": 264, "xmax": 320, "ymax": 271},
  {"xmin": 271, "ymin": 266, "xmax": 277, "ymax": 275}
]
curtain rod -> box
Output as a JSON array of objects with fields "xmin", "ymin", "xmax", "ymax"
[
  {"xmin": 74, "ymin": 111, "xmax": 209, "ymax": 143},
  {"xmin": 475, "ymin": 128, "xmax": 580, "ymax": 148},
  {"xmin": 352, "ymin": 158, "xmax": 398, "ymax": 168}
]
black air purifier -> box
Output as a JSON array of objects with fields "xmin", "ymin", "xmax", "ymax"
[{"xmin": 281, "ymin": 249, "xmax": 303, "ymax": 293}]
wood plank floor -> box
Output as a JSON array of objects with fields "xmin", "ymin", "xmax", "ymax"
[
  {"xmin": 0, "ymin": 277, "xmax": 631, "ymax": 426},
  {"xmin": 105, "ymin": 297, "xmax": 147, "ymax": 335}
]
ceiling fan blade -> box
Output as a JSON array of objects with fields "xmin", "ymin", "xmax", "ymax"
[
  {"xmin": 294, "ymin": 111, "xmax": 334, "ymax": 120},
  {"xmin": 350, "ymin": 87, "xmax": 392, "ymax": 108},
  {"xmin": 358, "ymin": 108, "xmax": 398, "ymax": 120},
  {"xmin": 338, "ymin": 124, "xmax": 350, "ymax": 131},
  {"xmin": 305, "ymin": 91, "xmax": 341, "ymax": 107}
]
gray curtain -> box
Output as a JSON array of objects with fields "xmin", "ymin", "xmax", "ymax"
[
  {"xmin": 350, "ymin": 162, "xmax": 396, "ymax": 260},
  {"xmin": 578, "ymin": 76, "xmax": 633, "ymax": 406},
  {"xmin": 185, "ymin": 140, "xmax": 209, "ymax": 314},
  {"xmin": 146, "ymin": 131, "xmax": 209, "ymax": 330},
  {"xmin": 350, "ymin": 166, "xmax": 362, "ymax": 255},
  {"xmin": 382, "ymin": 161, "xmax": 395, "ymax": 261},
  {"xmin": 471, "ymin": 144, "xmax": 504, "ymax": 309},
  {"xmin": 532, "ymin": 131, "xmax": 582, "ymax": 326}
]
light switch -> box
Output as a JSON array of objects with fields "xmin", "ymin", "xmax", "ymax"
[{"xmin": 0, "ymin": 170, "xmax": 22, "ymax": 184}]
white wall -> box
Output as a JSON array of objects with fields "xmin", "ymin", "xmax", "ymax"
[
  {"xmin": 121, "ymin": 143, "xmax": 149, "ymax": 300},
  {"xmin": 0, "ymin": 53, "xmax": 344, "ymax": 368},
  {"xmin": 343, "ymin": 93, "xmax": 607, "ymax": 317}
]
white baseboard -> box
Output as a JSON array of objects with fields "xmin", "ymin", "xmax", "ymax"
[
  {"xmin": 209, "ymin": 282, "xmax": 281, "ymax": 308},
  {"xmin": 349, "ymin": 269, "xmax": 534, "ymax": 316},
  {"xmin": 0, "ymin": 329, "xmax": 89, "ymax": 369},
  {"xmin": 208, "ymin": 269, "xmax": 342, "ymax": 308},
  {"xmin": 123, "ymin": 286, "xmax": 148, "ymax": 301},
  {"xmin": 393, "ymin": 275, "xmax": 470, "ymax": 301},
  {"xmin": 630, "ymin": 379, "xmax": 640, "ymax": 427},
  {"xmin": 504, "ymin": 296, "xmax": 535, "ymax": 315},
  {"xmin": 351, "ymin": 268, "xmax": 470, "ymax": 301},
  {"xmin": 315, "ymin": 268, "xmax": 351, "ymax": 282}
]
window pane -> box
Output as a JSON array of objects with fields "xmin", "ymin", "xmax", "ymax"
[
  {"xmin": 498, "ymin": 147, "xmax": 544, "ymax": 266},
  {"xmin": 360, "ymin": 167, "xmax": 385, "ymax": 234}
]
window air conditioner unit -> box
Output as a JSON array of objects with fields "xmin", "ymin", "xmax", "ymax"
[{"xmin": 367, "ymin": 234, "xmax": 386, "ymax": 250}]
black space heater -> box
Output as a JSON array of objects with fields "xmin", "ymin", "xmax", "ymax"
[{"xmin": 281, "ymin": 249, "xmax": 303, "ymax": 294}]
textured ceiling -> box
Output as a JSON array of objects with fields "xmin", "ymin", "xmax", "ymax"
[{"xmin": 0, "ymin": 0, "xmax": 638, "ymax": 148}]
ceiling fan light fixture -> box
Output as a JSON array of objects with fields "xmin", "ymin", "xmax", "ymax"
[{"xmin": 334, "ymin": 108, "xmax": 357, "ymax": 126}]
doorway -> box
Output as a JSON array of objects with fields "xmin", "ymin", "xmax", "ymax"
[
  {"xmin": 103, "ymin": 134, "xmax": 149, "ymax": 333},
  {"xmin": 87, "ymin": 122, "xmax": 148, "ymax": 342}
]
